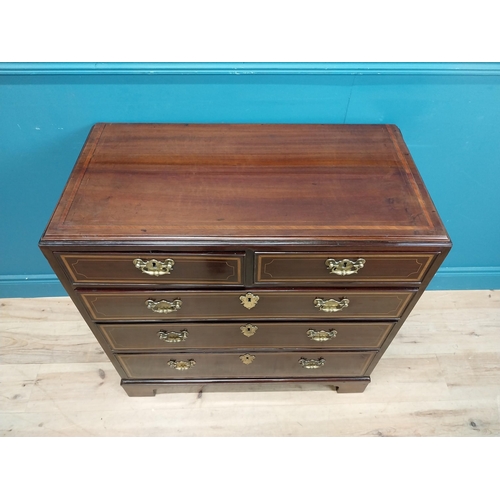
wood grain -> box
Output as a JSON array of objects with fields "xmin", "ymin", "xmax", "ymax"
[
  {"xmin": 1, "ymin": 291, "xmax": 498, "ymax": 436},
  {"xmin": 40, "ymin": 124, "xmax": 449, "ymax": 242},
  {"xmin": 0, "ymin": 298, "xmax": 105, "ymax": 364}
]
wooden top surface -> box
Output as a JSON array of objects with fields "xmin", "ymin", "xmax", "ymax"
[{"xmin": 41, "ymin": 123, "xmax": 450, "ymax": 245}]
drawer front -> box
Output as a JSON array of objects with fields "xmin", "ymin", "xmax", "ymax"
[
  {"xmin": 79, "ymin": 289, "xmax": 415, "ymax": 321},
  {"xmin": 100, "ymin": 321, "xmax": 395, "ymax": 351},
  {"xmin": 57, "ymin": 253, "xmax": 244, "ymax": 285},
  {"xmin": 255, "ymin": 253, "xmax": 435, "ymax": 284},
  {"xmin": 116, "ymin": 351, "xmax": 377, "ymax": 379}
]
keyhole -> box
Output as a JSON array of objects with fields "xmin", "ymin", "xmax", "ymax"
[{"xmin": 247, "ymin": 297, "xmax": 251, "ymax": 302}]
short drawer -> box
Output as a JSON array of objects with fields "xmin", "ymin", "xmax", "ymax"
[
  {"xmin": 57, "ymin": 252, "xmax": 244, "ymax": 285},
  {"xmin": 116, "ymin": 351, "xmax": 378, "ymax": 379},
  {"xmin": 79, "ymin": 289, "xmax": 415, "ymax": 321},
  {"xmin": 255, "ymin": 253, "xmax": 436, "ymax": 284},
  {"xmin": 99, "ymin": 321, "xmax": 395, "ymax": 351}
]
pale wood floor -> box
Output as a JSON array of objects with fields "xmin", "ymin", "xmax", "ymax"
[{"xmin": 1, "ymin": 290, "xmax": 499, "ymax": 436}]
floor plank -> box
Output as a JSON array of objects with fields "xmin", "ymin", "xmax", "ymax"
[
  {"xmin": 0, "ymin": 364, "xmax": 40, "ymax": 413},
  {"xmin": 1, "ymin": 399, "xmax": 497, "ymax": 437}
]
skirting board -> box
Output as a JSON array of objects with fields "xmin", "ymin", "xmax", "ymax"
[
  {"xmin": 2, "ymin": 62, "xmax": 500, "ymax": 76},
  {"xmin": 426, "ymin": 267, "xmax": 500, "ymax": 291},
  {"xmin": 1, "ymin": 268, "xmax": 499, "ymax": 298}
]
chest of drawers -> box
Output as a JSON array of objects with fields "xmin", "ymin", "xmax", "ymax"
[{"xmin": 39, "ymin": 123, "xmax": 451, "ymax": 396}]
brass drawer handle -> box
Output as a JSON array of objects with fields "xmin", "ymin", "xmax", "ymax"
[
  {"xmin": 325, "ymin": 258, "xmax": 365, "ymax": 276},
  {"xmin": 240, "ymin": 292, "xmax": 259, "ymax": 310},
  {"xmin": 314, "ymin": 297, "xmax": 349, "ymax": 313},
  {"xmin": 146, "ymin": 298, "xmax": 182, "ymax": 314},
  {"xmin": 299, "ymin": 357, "xmax": 325, "ymax": 369},
  {"xmin": 158, "ymin": 329, "xmax": 188, "ymax": 343},
  {"xmin": 133, "ymin": 258, "xmax": 174, "ymax": 276},
  {"xmin": 167, "ymin": 359, "xmax": 195, "ymax": 371},
  {"xmin": 307, "ymin": 328, "xmax": 337, "ymax": 341}
]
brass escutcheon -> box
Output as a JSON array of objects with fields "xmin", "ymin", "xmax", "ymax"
[
  {"xmin": 240, "ymin": 354, "xmax": 256, "ymax": 365},
  {"xmin": 146, "ymin": 298, "xmax": 182, "ymax": 314},
  {"xmin": 325, "ymin": 258, "xmax": 365, "ymax": 276},
  {"xmin": 240, "ymin": 292, "xmax": 259, "ymax": 310},
  {"xmin": 133, "ymin": 258, "xmax": 174, "ymax": 276},
  {"xmin": 307, "ymin": 328, "xmax": 338, "ymax": 342},
  {"xmin": 299, "ymin": 357, "xmax": 325, "ymax": 369},
  {"xmin": 241, "ymin": 324, "xmax": 258, "ymax": 337},
  {"xmin": 158, "ymin": 329, "xmax": 188, "ymax": 343},
  {"xmin": 167, "ymin": 359, "xmax": 195, "ymax": 371},
  {"xmin": 314, "ymin": 297, "xmax": 349, "ymax": 313}
]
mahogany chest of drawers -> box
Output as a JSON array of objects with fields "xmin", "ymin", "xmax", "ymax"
[{"xmin": 39, "ymin": 123, "xmax": 451, "ymax": 396}]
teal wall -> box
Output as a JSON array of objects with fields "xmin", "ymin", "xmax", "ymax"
[{"xmin": 1, "ymin": 63, "xmax": 499, "ymax": 297}]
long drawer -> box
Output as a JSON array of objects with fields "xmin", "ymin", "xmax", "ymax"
[
  {"xmin": 255, "ymin": 252, "xmax": 436, "ymax": 284},
  {"xmin": 57, "ymin": 253, "xmax": 244, "ymax": 285},
  {"xmin": 116, "ymin": 351, "xmax": 378, "ymax": 379},
  {"xmin": 79, "ymin": 289, "xmax": 416, "ymax": 321},
  {"xmin": 99, "ymin": 321, "xmax": 395, "ymax": 351}
]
